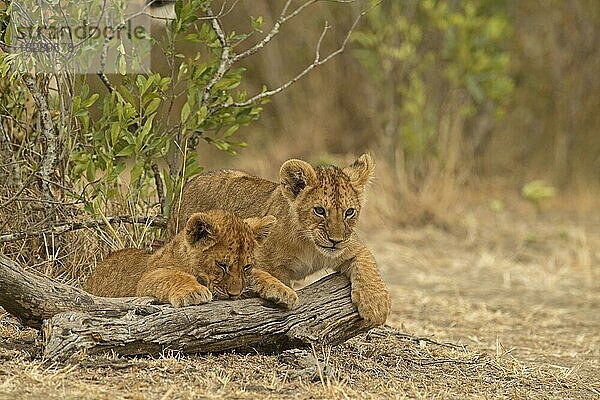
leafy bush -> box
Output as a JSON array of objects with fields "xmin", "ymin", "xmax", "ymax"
[
  {"xmin": 0, "ymin": 0, "xmax": 323, "ymax": 221},
  {"xmin": 353, "ymin": 0, "xmax": 514, "ymax": 193},
  {"xmin": 0, "ymin": 0, "xmax": 358, "ymax": 271}
]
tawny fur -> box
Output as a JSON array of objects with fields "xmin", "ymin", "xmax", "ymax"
[
  {"xmin": 166, "ymin": 154, "xmax": 391, "ymax": 325},
  {"xmin": 85, "ymin": 210, "xmax": 296, "ymax": 308}
]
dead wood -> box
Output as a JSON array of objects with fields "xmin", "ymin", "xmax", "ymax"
[
  {"xmin": 0, "ymin": 254, "xmax": 372, "ymax": 361},
  {"xmin": 0, "ymin": 254, "xmax": 160, "ymax": 329},
  {"xmin": 0, "ymin": 215, "xmax": 167, "ymax": 243}
]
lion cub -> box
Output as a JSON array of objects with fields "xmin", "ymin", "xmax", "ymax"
[
  {"xmin": 166, "ymin": 154, "xmax": 391, "ymax": 325},
  {"xmin": 85, "ymin": 210, "xmax": 289, "ymax": 307}
]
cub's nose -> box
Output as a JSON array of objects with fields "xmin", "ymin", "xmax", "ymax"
[
  {"xmin": 328, "ymin": 237, "xmax": 343, "ymax": 247},
  {"xmin": 227, "ymin": 287, "xmax": 243, "ymax": 299}
]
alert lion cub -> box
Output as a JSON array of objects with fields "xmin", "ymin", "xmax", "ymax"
[
  {"xmin": 85, "ymin": 210, "xmax": 297, "ymax": 308},
  {"xmin": 167, "ymin": 154, "xmax": 391, "ymax": 325}
]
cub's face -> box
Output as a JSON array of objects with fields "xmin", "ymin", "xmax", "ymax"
[
  {"xmin": 183, "ymin": 211, "xmax": 276, "ymax": 299},
  {"xmin": 280, "ymin": 154, "xmax": 373, "ymax": 258}
]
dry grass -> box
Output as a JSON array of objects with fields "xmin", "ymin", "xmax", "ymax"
[
  {"xmin": 0, "ymin": 184, "xmax": 162, "ymax": 288},
  {"xmin": 1, "ymin": 321, "xmax": 595, "ymax": 399},
  {"xmin": 1, "ymin": 188, "xmax": 598, "ymax": 399}
]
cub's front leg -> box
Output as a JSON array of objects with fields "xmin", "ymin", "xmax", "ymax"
[
  {"xmin": 247, "ymin": 268, "xmax": 298, "ymax": 309},
  {"xmin": 338, "ymin": 245, "xmax": 391, "ymax": 326},
  {"xmin": 137, "ymin": 268, "xmax": 212, "ymax": 307}
]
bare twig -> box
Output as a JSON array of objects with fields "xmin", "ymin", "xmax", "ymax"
[
  {"xmin": 232, "ymin": 0, "xmax": 357, "ymax": 63},
  {"xmin": 0, "ymin": 169, "xmax": 40, "ymax": 209},
  {"xmin": 151, "ymin": 163, "xmax": 166, "ymax": 216},
  {"xmin": 0, "ymin": 116, "xmax": 19, "ymax": 188},
  {"xmin": 97, "ymin": 14, "xmax": 117, "ymax": 93},
  {"xmin": 97, "ymin": 71, "xmax": 115, "ymax": 94},
  {"xmin": 0, "ymin": 215, "xmax": 167, "ymax": 243},
  {"xmin": 96, "ymin": 207, "xmax": 126, "ymax": 249},
  {"xmin": 0, "ymin": 197, "xmax": 83, "ymax": 206},
  {"xmin": 201, "ymin": 6, "xmax": 232, "ymax": 106},
  {"xmin": 221, "ymin": 7, "xmax": 365, "ymax": 110},
  {"xmin": 366, "ymin": 326, "xmax": 466, "ymax": 350},
  {"xmin": 22, "ymin": 73, "xmax": 59, "ymax": 220},
  {"xmin": 231, "ymin": 0, "xmax": 294, "ymax": 63}
]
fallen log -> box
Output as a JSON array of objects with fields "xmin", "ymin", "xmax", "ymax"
[
  {"xmin": 0, "ymin": 254, "xmax": 372, "ymax": 360},
  {"xmin": 0, "ymin": 254, "xmax": 160, "ymax": 329}
]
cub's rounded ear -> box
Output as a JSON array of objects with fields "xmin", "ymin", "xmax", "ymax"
[
  {"xmin": 280, "ymin": 159, "xmax": 317, "ymax": 198},
  {"xmin": 185, "ymin": 212, "xmax": 214, "ymax": 245},
  {"xmin": 244, "ymin": 215, "xmax": 277, "ymax": 245},
  {"xmin": 343, "ymin": 153, "xmax": 374, "ymax": 190}
]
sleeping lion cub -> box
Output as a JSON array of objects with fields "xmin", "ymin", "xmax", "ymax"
[{"xmin": 85, "ymin": 210, "xmax": 297, "ymax": 308}]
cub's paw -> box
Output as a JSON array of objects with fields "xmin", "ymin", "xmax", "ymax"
[
  {"xmin": 351, "ymin": 284, "xmax": 391, "ymax": 326},
  {"xmin": 261, "ymin": 283, "xmax": 299, "ymax": 309},
  {"xmin": 169, "ymin": 283, "xmax": 212, "ymax": 307}
]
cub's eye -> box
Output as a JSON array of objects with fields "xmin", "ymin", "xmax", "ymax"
[
  {"xmin": 216, "ymin": 261, "xmax": 229, "ymax": 271},
  {"xmin": 313, "ymin": 206, "xmax": 326, "ymax": 217},
  {"xmin": 244, "ymin": 264, "xmax": 253, "ymax": 271},
  {"xmin": 345, "ymin": 208, "xmax": 356, "ymax": 218}
]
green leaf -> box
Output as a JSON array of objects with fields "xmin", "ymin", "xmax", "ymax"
[
  {"xmin": 81, "ymin": 93, "xmax": 99, "ymax": 108},
  {"xmin": 3, "ymin": 23, "xmax": 12, "ymax": 45},
  {"xmin": 136, "ymin": 75, "xmax": 147, "ymax": 95},
  {"xmin": 181, "ymin": 103, "xmax": 191, "ymax": 124},
  {"xmin": 72, "ymin": 96, "xmax": 81, "ymax": 113},
  {"xmin": 110, "ymin": 122, "xmax": 120, "ymax": 146},
  {"xmin": 223, "ymin": 124, "xmax": 239, "ymax": 138},
  {"xmin": 522, "ymin": 180, "xmax": 556, "ymax": 203},
  {"xmin": 145, "ymin": 98, "xmax": 161, "ymax": 115},
  {"xmin": 114, "ymin": 162, "xmax": 127, "ymax": 177},
  {"xmin": 251, "ymin": 15, "xmax": 264, "ymax": 32},
  {"xmin": 130, "ymin": 161, "xmax": 144, "ymax": 187},
  {"xmin": 117, "ymin": 55, "xmax": 127, "ymax": 75},
  {"xmin": 196, "ymin": 105, "xmax": 208, "ymax": 125},
  {"xmin": 115, "ymin": 144, "xmax": 135, "ymax": 157},
  {"xmin": 119, "ymin": 86, "xmax": 136, "ymax": 106},
  {"xmin": 86, "ymin": 161, "xmax": 96, "ymax": 182},
  {"xmin": 138, "ymin": 114, "xmax": 155, "ymax": 147}
]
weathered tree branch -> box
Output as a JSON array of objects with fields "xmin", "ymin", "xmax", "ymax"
[
  {"xmin": 0, "ymin": 254, "xmax": 160, "ymax": 329},
  {"xmin": 0, "ymin": 215, "xmax": 167, "ymax": 243},
  {"xmin": 0, "ymin": 254, "xmax": 373, "ymax": 360},
  {"xmin": 42, "ymin": 273, "xmax": 368, "ymax": 360}
]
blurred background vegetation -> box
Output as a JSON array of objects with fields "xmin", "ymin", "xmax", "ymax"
[
  {"xmin": 222, "ymin": 0, "xmax": 599, "ymax": 185},
  {"xmin": 0, "ymin": 0, "xmax": 598, "ymax": 276},
  {"xmin": 192, "ymin": 0, "xmax": 599, "ymax": 224}
]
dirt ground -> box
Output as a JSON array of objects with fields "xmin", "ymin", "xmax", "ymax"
[{"xmin": 0, "ymin": 203, "xmax": 598, "ymax": 399}]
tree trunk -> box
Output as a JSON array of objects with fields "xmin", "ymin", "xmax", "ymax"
[{"xmin": 0, "ymin": 254, "xmax": 372, "ymax": 361}]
